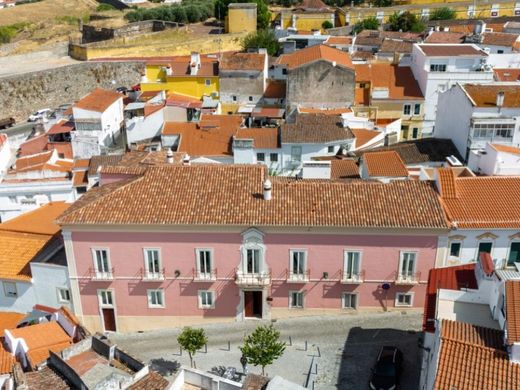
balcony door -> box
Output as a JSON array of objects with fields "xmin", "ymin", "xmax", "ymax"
[
  {"xmin": 344, "ymin": 251, "xmax": 360, "ymax": 279},
  {"xmin": 246, "ymin": 249, "xmax": 260, "ymax": 274},
  {"xmin": 291, "ymin": 251, "xmax": 305, "ymax": 276},
  {"xmin": 508, "ymin": 242, "xmax": 520, "ymax": 267},
  {"xmin": 400, "ymin": 252, "xmax": 416, "ymax": 279}
]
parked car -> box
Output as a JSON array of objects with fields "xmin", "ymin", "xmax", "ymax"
[
  {"xmin": 369, "ymin": 346, "xmax": 403, "ymax": 390},
  {"xmin": 28, "ymin": 108, "xmax": 52, "ymax": 122},
  {"xmin": 0, "ymin": 117, "xmax": 15, "ymax": 130}
]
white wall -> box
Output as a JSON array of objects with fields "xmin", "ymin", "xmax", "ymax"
[
  {"xmin": 126, "ymin": 108, "xmax": 164, "ymax": 146},
  {"xmin": 468, "ymin": 143, "xmax": 520, "ymax": 175},
  {"xmin": 0, "ymin": 280, "xmax": 35, "ymax": 313},
  {"xmin": 30, "ymin": 263, "xmax": 72, "ymax": 311},
  {"xmin": 0, "ymin": 138, "xmax": 12, "ymax": 177}
]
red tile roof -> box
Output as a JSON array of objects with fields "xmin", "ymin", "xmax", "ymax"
[
  {"xmin": 490, "ymin": 143, "xmax": 520, "ymax": 155},
  {"xmin": 148, "ymin": 54, "xmax": 219, "ymax": 77},
  {"xmin": 220, "ymin": 52, "xmax": 266, "ymax": 71},
  {"xmin": 423, "ymin": 264, "xmax": 477, "ymax": 332},
  {"xmin": 424, "ymin": 31, "xmax": 465, "ymax": 44},
  {"xmin": 0, "ymin": 202, "xmax": 69, "ymax": 236},
  {"xmin": 47, "ymin": 120, "xmax": 74, "ymax": 135},
  {"xmin": 480, "ymin": 252, "xmax": 495, "ymax": 276},
  {"xmin": 418, "ymin": 44, "xmax": 487, "ymax": 57},
  {"xmin": 281, "ymin": 114, "xmax": 354, "ymax": 143},
  {"xmin": 0, "ymin": 342, "xmax": 14, "ymax": 375},
  {"xmin": 57, "ymin": 164, "xmax": 449, "ymax": 229},
  {"xmin": 18, "ymin": 134, "xmax": 48, "ymax": 157},
  {"xmin": 166, "ymin": 93, "xmax": 202, "ymax": 108},
  {"xmin": 0, "ymin": 134, "xmax": 6, "ymax": 149},
  {"xmin": 363, "ymin": 151, "xmax": 408, "ymax": 177},
  {"xmin": 463, "ymin": 84, "xmax": 520, "ymax": 108},
  {"xmin": 326, "ymin": 36, "xmax": 352, "ymax": 45},
  {"xmin": 506, "ymin": 280, "xmax": 520, "ymax": 344},
  {"xmin": 263, "ymin": 81, "xmax": 286, "ymax": 99},
  {"xmin": 277, "ymin": 45, "xmax": 354, "ymax": 70},
  {"xmin": 73, "ymin": 88, "xmax": 122, "ymax": 113},
  {"xmin": 330, "ymin": 159, "xmax": 359, "ymax": 179},
  {"xmin": 235, "ymin": 128, "xmax": 279, "ymax": 149},
  {"xmin": 481, "ymin": 32, "xmax": 520, "ymax": 47},
  {"xmin": 351, "ymin": 128, "xmax": 380, "ymax": 149},
  {"xmin": 494, "ymin": 68, "xmax": 520, "ymax": 82}
]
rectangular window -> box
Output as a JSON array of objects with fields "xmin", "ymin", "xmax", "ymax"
[
  {"xmin": 403, "ymin": 104, "xmax": 411, "ymax": 115},
  {"xmin": 232, "ymin": 95, "xmax": 237, "ymax": 102},
  {"xmin": 291, "ymin": 146, "xmax": 302, "ymax": 162},
  {"xmin": 270, "ymin": 153, "xmax": 278, "ymax": 162},
  {"xmin": 93, "ymin": 249, "xmax": 110, "ymax": 275},
  {"xmin": 430, "ymin": 64, "xmax": 447, "ymax": 72},
  {"xmin": 508, "ymin": 242, "xmax": 520, "ymax": 266},
  {"xmin": 450, "ymin": 242, "xmax": 462, "ymax": 258},
  {"xmin": 198, "ymin": 290, "xmax": 214, "ymax": 309},
  {"xmin": 248, "ymin": 96, "xmax": 253, "ymax": 102},
  {"xmin": 413, "ymin": 104, "xmax": 421, "ymax": 115},
  {"xmin": 282, "ymin": 68, "xmax": 287, "ymax": 75},
  {"xmin": 289, "ymin": 291, "xmax": 303, "ymax": 308},
  {"xmin": 472, "ymin": 123, "xmax": 514, "ymax": 139},
  {"xmin": 147, "ymin": 289, "xmax": 164, "ymax": 308},
  {"xmin": 478, "ymin": 242, "xmax": 493, "ymax": 255},
  {"xmin": 197, "ymin": 249, "xmax": 213, "ymax": 279},
  {"xmin": 99, "ymin": 290, "xmax": 113, "ymax": 307},
  {"xmin": 57, "ymin": 288, "xmax": 71, "ymax": 303},
  {"xmin": 396, "ymin": 293, "xmax": 413, "ymax": 307},
  {"xmin": 399, "ymin": 252, "xmax": 417, "ymax": 280},
  {"xmin": 3, "ymin": 282, "xmax": 17, "ymax": 298},
  {"xmin": 144, "ymin": 249, "xmax": 161, "ymax": 278},
  {"xmin": 412, "ymin": 128, "xmax": 419, "ymax": 139},
  {"xmin": 328, "ymin": 145, "xmax": 335, "ymax": 153},
  {"xmin": 205, "ymin": 79, "xmax": 211, "ymax": 86},
  {"xmin": 246, "ymin": 249, "xmax": 260, "ymax": 274},
  {"xmin": 468, "ymin": 5, "xmax": 475, "ymax": 16},
  {"xmin": 343, "ymin": 293, "xmax": 357, "ymax": 309},
  {"xmin": 290, "ymin": 250, "xmax": 306, "ymax": 277},
  {"xmin": 344, "ymin": 251, "xmax": 361, "ymax": 280},
  {"xmin": 257, "ymin": 153, "xmax": 265, "ymax": 162}
]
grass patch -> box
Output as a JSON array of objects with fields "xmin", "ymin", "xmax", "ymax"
[
  {"xmin": 55, "ymin": 14, "xmax": 90, "ymax": 25},
  {"xmin": 0, "ymin": 22, "xmax": 31, "ymax": 43},
  {"xmin": 96, "ymin": 3, "xmax": 116, "ymax": 12}
]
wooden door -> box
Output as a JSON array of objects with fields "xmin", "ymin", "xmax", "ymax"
[
  {"xmin": 102, "ymin": 308, "xmax": 116, "ymax": 332},
  {"xmin": 252, "ymin": 291, "xmax": 262, "ymax": 318},
  {"xmin": 244, "ymin": 292, "xmax": 254, "ymax": 317}
]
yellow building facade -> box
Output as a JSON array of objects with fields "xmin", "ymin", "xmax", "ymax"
[
  {"xmin": 225, "ymin": 3, "xmax": 257, "ymax": 34},
  {"xmin": 280, "ymin": 11, "xmax": 336, "ymax": 30}
]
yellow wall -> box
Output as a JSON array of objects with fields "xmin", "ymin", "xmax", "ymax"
[
  {"xmin": 226, "ymin": 8, "xmax": 257, "ymax": 33},
  {"xmin": 142, "ymin": 65, "xmax": 219, "ymax": 99},
  {"xmin": 221, "ymin": 103, "xmax": 239, "ymax": 114},
  {"xmin": 281, "ymin": 12, "xmax": 335, "ymax": 30}
]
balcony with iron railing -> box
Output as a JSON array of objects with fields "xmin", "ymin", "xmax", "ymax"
[
  {"xmin": 193, "ymin": 268, "xmax": 217, "ymax": 282},
  {"xmin": 235, "ymin": 268, "xmax": 271, "ymax": 287},
  {"xmin": 341, "ymin": 270, "xmax": 365, "ymax": 284},
  {"xmin": 89, "ymin": 267, "xmax": 114, "ymax": 281},
  {"xmin": 140, "ymin": 268, "xmax": 165, "ymax": 281},
  {"xmin": 286, "ymin": 269, "xmax": 310, "ymax": 283},
  {"xmin": 394, "ymin": 271, "xmax": 421, "ymax": 285}
]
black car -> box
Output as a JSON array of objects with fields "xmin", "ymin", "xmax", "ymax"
[{"xmin": 369, "ymin": 346, "xmax": 403, "ymax": 390}]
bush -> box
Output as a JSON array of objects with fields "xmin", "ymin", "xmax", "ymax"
[
  {"xmin": 96, "ymin": 3, "xmax": 116, "ymax": 11},
  {"xmin": 373, "ymin": 0, "xmax": 392, "ymax": 6},
  {"xmin": 242, "ymin": 29, "xmax": 280, "ymax": 56},
  {"xmin": 0, "ymin": 22, "xmax": 30, "ymax": 44},
  {"xmin": 322, "ymin": 20, "xmax": 333, "ymax": 29},
  {"xmin": 429, "ymin": 7, "xmax": 456, "ymax": 21},
  {"xmin": 125, "ymin": 0, "xmax": 213, "ymax": 24},
  {"xmin": 352, "ymin": 16, "xmax": 379, "ymax": 34},
  {"xmin": 388, "ymin": 11, "xmax": 425, "ymax": 32}
]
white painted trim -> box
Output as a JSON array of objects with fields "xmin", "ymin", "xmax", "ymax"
[
  {"xmin": 342, "ymin": 292, "xmax": 358, "ymax": 309},
  {"xmin": 195, "ymin": 248, "xmax": 214, "ymax": 276},
  {"xmin": 289, "ymin": 290, "xmax": 304, "ymax": 309},
  {"xmin": 146, "ymin": 289, "xmax": 165, "ymax": 309},
  {"xmin": 198, "ymin": 289, "xmax": 215, "ymax": 309},
  {"xmin": 143, "ymin": 247, "xmax": 162, "ymax": 276},
  {"xmin": 288, "ymin": 249, "xmax": 307, "ymax": 277},
  {"xmin": 62, "ymin": 230, "xmax": 82, "ymax": 316},
  {"xmin": 395, "ymin": 292, "xmax": 414, "ymax": 307}
]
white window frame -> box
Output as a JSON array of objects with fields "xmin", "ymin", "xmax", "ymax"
[
  {"xmin": 98, "ymin": 289, "xmax": 114, "ymax": 308},
  {"xmin": 198, "ymin": 290, "xmax": 215, "ymax": 309},
  {"xmin": 449, "ymin": 241, "xmax": 462, "ymax": 259},
  {"xmin": 343, "ymin": 250, "xmax": 362, "ymax": 281},
  {"xmin": 395, "ymin": 292, "xmax": 414, "ymax": 307},
  {"xmin": 270, "ymin": 153, "xmax": 278, "ymax": 162},
  {"xmin": 291, "ymin": 146, "xmax": 302, "ymax": 163},
  {"xmin": 240, "ymin": 228, "xmax": 266, "ymax": 276},
  {"xmin": 289, "ymin": 291, "xmax": 304, "ymax": 308},
  {"xmin": 3, "ymin": 282, "xmax": 17, "ymax": 298},
  {"xmin": 467, "ymin": 4, "xmax": 475, "ymax": 17},
  {"xmin": 413, "ymin": 103, "xmax": 421, "ymax": 115},
  {"xmin": 143, "ymin": 248, "xmax": 162, "ymax": 279},
  {"xmin": 342, "ymin": 292, "xmax": 358, "ymax": 309},
  {"xmin": 399, "ymin": 251, "xmax": 417, "ymax": 281},
  {"xmin": 403, "ymin": 104, "xmax": 411, "ymax": 115},
  {"xmin": 289, "ymin": 249, "xmax": 307, "ymax": 280},
  {"xmin": 195, "ymin": 248, "xmax": 214, "ymax": 279},
  {"xmin": 92, "ymin": 248, "xmax": 112, "ymax": 278},
  {"xmin": 57, "ymin": 287, "xmax": 71, "ymax": 303},
  {"xmin": 147, "ymin": 289, "xmax": 165, "ymax": 308}
]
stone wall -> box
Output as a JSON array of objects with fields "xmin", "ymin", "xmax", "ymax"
[
  {"xmin": 0, "ymin": 61, "xmax": 144, "ymax": 121},
  {"xmin": 82, "ymin": 20, "xmax": 181, "ymax": 44}
]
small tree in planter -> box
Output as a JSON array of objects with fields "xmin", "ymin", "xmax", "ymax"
[
  {"xmin": 177, "ymin": 327, "xmax": 207, "ymax": 368},
  {"xmin": 239, "ymin": 324, "xmax": 286, "ymax": 376}
]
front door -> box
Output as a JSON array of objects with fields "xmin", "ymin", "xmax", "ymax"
[
  {"xmin": 102, "ymin": 308, "xmax": 116, "ymax": 332},
  {"xmin": 244, "ymin": 291, "xmax": 262, "ymax": 318},
  {"xmin": 508, "ymin": 243, "xmax": 520, "ymax": 266}
]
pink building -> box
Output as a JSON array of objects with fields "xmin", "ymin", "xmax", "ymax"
[{"xmin": 58, "ymin": 163, "xmax": 449, "ymax": 332}]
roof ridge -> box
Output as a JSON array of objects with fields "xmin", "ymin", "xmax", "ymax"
[{"xmin": 441, "ymin": 335, "xmax": 508, "ymax": 355}]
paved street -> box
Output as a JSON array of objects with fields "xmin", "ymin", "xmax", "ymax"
[{"xmin": 110, "ymin": 311, "xmax": 423, "ymax": 389}]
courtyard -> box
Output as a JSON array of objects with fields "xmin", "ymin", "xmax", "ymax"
[{"xmin": 110, "ymin": 311, "xmax": 423, "ymax": 389}]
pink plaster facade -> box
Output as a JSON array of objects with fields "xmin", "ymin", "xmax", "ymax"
[{"xmin": 69, "ymin": 228, "xmax": 438, "ymax": 329}]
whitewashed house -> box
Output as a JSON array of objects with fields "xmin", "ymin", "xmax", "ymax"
[
  {"xmin": 0, "ymin": 134, "xmax": 11, "ymax": 178},
  {"xmin": 435, "ymin": 83, "xmax": 520, "ymax": 161},
  {"xmin": 72, "ymin": 88, "xmax": 124, "ymax": 159},
  {"xmin": 468, "ymin": 142, "xmax": 520, "ymax": 175},
  {"xmin": 410, "ymin": 44, "xmax": 494, "ymax": 136}
]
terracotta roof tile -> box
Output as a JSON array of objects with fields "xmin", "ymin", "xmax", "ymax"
[
  {"xmin": 354, "ymin": 64, "xmax": 423, "ymax": 100},
  {"xmin": 437, "ymin": 168, "xmax": 458, "ymax": 199},
  {"xmin": 494, "ymin": 68, "xmax": 520, "ymax": 82},
  {"xmin": 147, "ymin": 54, "xmax": 219, "ymax": 77},
  {"xmin": 0, "ymin": 134, "xmax": 7, "ymax": 149},
  {"xmin": 281, "ymin": 114, "xmax": 353, "ymax": 143},
  {"xmin": 423, "ymin": 264, "xmax": 477, "ymax": 332},
  {"xmin": 72, "ymin": 170, "xmax": 88, "ymax": 187},
  {"xmin": 326, "ymin": 36, "xmax": 352, "ymax": 45},
  {"xmin": 379, "ymin": 39, "xmax": 413, "ymax": 54},
  {"xmin": 0, "ymin": 202, "xmax": 69, "ymax": 236},
  {"xmin": 73, "ymin": 158, "xmax": 90, "ymax": 169},
  {"xmin": 220, "ymin": 52, "xmax": 266, "ymax": 71},
  {"xmin": 463, "ymin": 84, "xmax": 520, "ymax": 108},
  {"xmin": 0, "ymin": 341, "xmax": 14, "ymax": 375},
  {"xmin": 57, "ymin": 164, "xmax": 449, "ymax": 229},
  {"xmin": 490, "ymin": 143, "xmax": 520, "ymax": 155},
  {"xmin": 363, "ymin": 151, "xmax": 408, "ymax": 177},
  {"xmin": 27, "ymin": 341, "xmax": 71, "ymax": 368},
  {"xmin": 298, "ymin": 107, "xmax": 352, "ymax": 115},
  {"xmin": 351, "ymin": 128, "xmax": 380, "ymax": 149},
  {"xmin": 144, "ymin": 103, "xmax": 164, "ymax": 117},
  {"xmin": 15, "ymin": 150, "xmax": 54, "ymax": 171},
  {"xmin": 506, "ymin": 280, "xmax": 520, "ymax": 344},
  {"xmin": 418, "ymin": 44, "xmax": 487, "ymax": 57},
  {"xmin": 25, "ymin": 366, "xmax": 71, "ymax": 389},
  {"xmin": 440, "ymin": 175, "xmax": 520, "ymax": 229},
  {"xmin": 47, "ymin": 120, "xmax": 74, "ymax": 135},
  {"xmin": 330, "ymin": 159, "xmax": 359, "ymax": 179},
  {"xmin": 235, "ymin": 128, "xmax": 279, "ymax": 149},
  {"xmin": 481, "ymin": 32, "xmax": 520, "ymax": 47},
  {"xmin": 128, "ymin": 371, "xmax": 169, "ymax": 390},
  {"xmin": 277, "ymin": 45, "xmax": 354, "ymax": 70},
  {"xmin": 292, "ymin": 0, "xmax": 333, "ymax": 12},
  {"xmin": 166, "ymin": 93, "xmax": 202, "ymax": 108},
  {"xmin": 0, "ymin": 312, "xmax": 24, "ymax": 332},
  {"xmin": 424, "ymin": 31, "xmax": 466, "ymax": 44},
  {"xmin": 263, "ymin": 81, "xmax": 286, "ymax": 99},
  {"xmin": 73, "ymin": 88, "xmax": 122, "ymax": 113},
  {"xmin": 88, "ymin": 155, "xmax": 124, "ymax": 175}
]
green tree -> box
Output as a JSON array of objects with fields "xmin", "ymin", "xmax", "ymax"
[
  {"xmin": 239, "ymin": 324, "xmax": 286, "ymax": 376},
  {"xmin": 352, "ymin": 16, "xmax": 379, "ymax": 34},
  {"xmin": 373, "ymin": 0, "xmax": 392, "ymax": 7},
  {"xmin": 322, "ymin": 20, "xmax": 333, "ymax": 29},
  {"xmin": 242, "ymin": 29, "xmax": 280, "ymax": 56},
  {"xmin": 177, "ymin": 327, "xmax": 207, "ymax": 368},
  {"xmin": 215, "ymin": 0, "xmax": 271, "ymax": 29},
  {"xmin": 429, "ymin": 7, "xmax": 456, "ymax": 21},
  {"xmin": 388, "ymin": 11, "xmax": 425, "ymax": 32}
]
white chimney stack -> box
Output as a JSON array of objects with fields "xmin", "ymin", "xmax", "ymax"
[
  {"xmin": 183, "ymin": 154, "xmax": 191, "ymax": 166},
  {"xmin": 263, "ymin": 179, "xmax": 272, "ymax": 201},
  {"xmin": 166, "ymin": 148, "xmax": 174, "ymax": 164},
  {"xmin": 496, "ymin": 91, "xmax": 505, "ymax": 110}
]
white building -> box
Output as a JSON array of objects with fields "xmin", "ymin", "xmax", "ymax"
[
  {"xmin": 435, "ymin": 83, "xmax": 520, "ymax": 161},
  {"xmin": 468, "ymin": 142, "xmax": 520, "ymax": 176},
  {"xmin": 0, "ymin": 134, "xmax": 11, "ymax": 178},
  {"xmin": 72, "ymin": 88, "xmax": 124, "ymax": 159},
  {"xmin": 125, "ymin": 102, "xmax": 165, "ymax": 147},
  {"xmin": 410, "ymin": 44, "xmax": 494, "ymax": 136},
  {"xmin": 476, "ymin": 31, "xmax": 520, "ymax": 54}
]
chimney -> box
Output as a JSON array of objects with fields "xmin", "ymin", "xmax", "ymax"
[
  {"xmin": 263, "ymin": 179, "xmax": 272, "ymax": 200},
  {"xmin": 166, "ymin": 148, "xmax": 174, "ymax": 164},
  {"xmin": 190, "ymin": 52, "xmax": 201, "ymax": 76},
  {"xmin": 183, "ymin": 154, "xmax": 191, "ymax": 166},
  {"xmin": 496, "ymin": 91, "xmax": 505, "ymax": 112}
]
